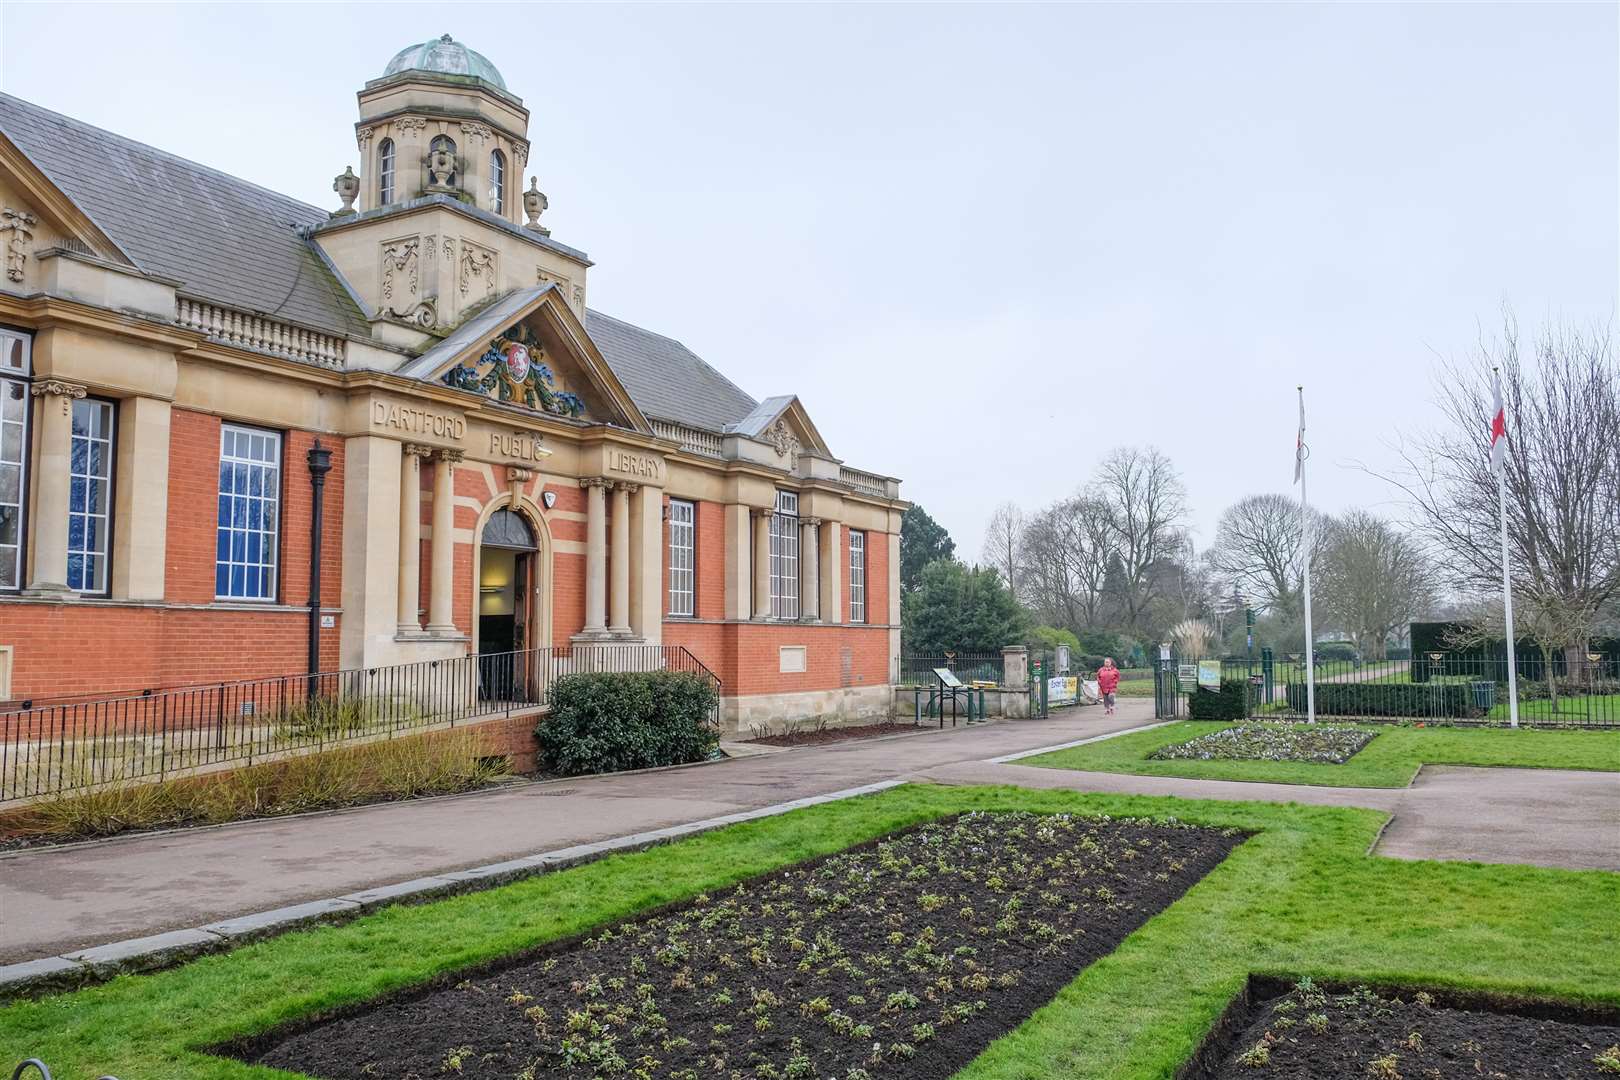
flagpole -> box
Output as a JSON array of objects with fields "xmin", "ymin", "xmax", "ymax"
[
  {"xmin": 1494, "ymin": 367, "xmax": 1520, "ymax": 728},
  {"xmin": 1297, "ymin": 386, "xmax": 1317, "ymax": 724}
]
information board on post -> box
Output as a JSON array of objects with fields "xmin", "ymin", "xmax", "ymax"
[
  {"xmin": 1197, "ymin": 660, "xmax": 1221, "ymax": 690},
  {"xmin": 932, "ymin": 667, "xmax": 963, "ymax": 689}
]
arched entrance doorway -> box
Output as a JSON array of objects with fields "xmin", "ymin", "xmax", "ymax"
[{"xmin": 477, "ymin": 507, "xmax": 539, "ymax": 701}]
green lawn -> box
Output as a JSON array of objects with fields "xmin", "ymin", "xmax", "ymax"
[
  {"xmin": 3, "ymin": 784, "xmax": 1617, "ymax": 1080},
  {"xmin": 1025, "ymin": 720, "xmax": 1620, "ymax": 787}
]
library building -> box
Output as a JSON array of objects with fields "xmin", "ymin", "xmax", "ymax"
[{"xmin": 0, "ymin": 35, "xmax": 903, "ymax": 731}]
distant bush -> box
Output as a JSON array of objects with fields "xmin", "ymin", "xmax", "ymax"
[
  {"xmin": 538, "ymin": 670, "xmax": 719, "ymax": 777},
  {"xmin": 1188, "ymin": 680, "xmax": 1249, "ymax": 721},
  {"xmin": 1314, "ymin": 642, "xmax": 1360, "ymax": 663},
  {"xmin": 1288, "ymin": 681, "xmax": 1480, "ymax": 719}
]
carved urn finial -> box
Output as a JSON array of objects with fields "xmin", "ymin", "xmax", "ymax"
[
  {"xmin": 331, "ymin": 165, "xmax": 360, "ymax": 217},
  {"xmin": 523, "ymin": 177, "xmax": 551, "ymax": 236},
  {"xmin": 428, "ymin": 145, "xmax": 456, "ymax": 189}
]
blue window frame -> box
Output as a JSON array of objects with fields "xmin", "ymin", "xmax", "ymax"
[{"xmin": 215, "ymin": 424, "xmax": 280, "ymax": 601}]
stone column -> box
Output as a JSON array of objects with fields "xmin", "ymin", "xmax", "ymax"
[
  {"xmin": 609, "ymin": 482, "xmax": 634, "ymax": 635},
  {"xmin": 397, "ymin": 444, "xmax": 431, "ymax": 635},
  {"xmin": 579, "ymin": 478, "xmax": 608, "ymax": 634},
  {"xmin": 820, "ymin": 520, "xmax": 843, "ymax": 625},
  {"xmin": 800, "ymin": 517, "xmax": 821, "ymax": 621},
  {"xmin": 752, "ymin": 507, "xmax": 771, "ymax": 619},
  {"xmin": 425, "ymin": 448, "xmax": 463, "ymax": 635},
  {"xmin": 340, "ymin": 436, "xmax": 404, "ymax": 669},
  {"xmin": 25, "ymin": 380, "xmax": 86, "ymax": 594}
]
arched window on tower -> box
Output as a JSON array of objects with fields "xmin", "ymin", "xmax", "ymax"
[
  {"xmin": 377, "ymin": 139, "xmax": 395, "ymax": 205},
  {"xmin": 489, "ymin": 149, "xmax": 506, "ymax": 215}
]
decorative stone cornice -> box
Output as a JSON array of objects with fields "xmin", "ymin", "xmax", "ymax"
[{"xmin": 29, "ymin": 379, "xmax": 88, "ymax": 399}]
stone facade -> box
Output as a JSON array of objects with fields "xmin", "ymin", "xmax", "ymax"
[{"xmin": 0, "ymin": 40, "xmax": 903, "ymax": 730}]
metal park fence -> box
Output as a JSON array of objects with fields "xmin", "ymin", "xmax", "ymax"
[
  {"xmin": 894, "ymin": 652, "xmax": 1005, "ymax": 687},
  {"xmin": 0, "ymin": 644, "xmax": 721, "ymax": 805},
  {"xmin": 1153, "ymin": 653, "xmax": 1619, "ymax": 728}
]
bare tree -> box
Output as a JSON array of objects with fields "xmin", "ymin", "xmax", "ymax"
[
  {"xmin": 1205, "ymin": 493, "xmax": 1326, "ymax": 617},
  {"xmin": 980, "ymin": 502, "xmax": 1024, "ymax": 597},
  {"xmin": 1375, "ymin": 314, "xmax": 1620, "ymax": 685},
  {"xmin": 1017, "ymin": 495, "xmax": 1112, "ymax": 631},
  {"xmin": 1090, "ymin": 446, "xmax": 1190, "ymax": 636},
  {"xmin": 1315, "ymin": 509, "xmax": 1435, "ymax": 659}
]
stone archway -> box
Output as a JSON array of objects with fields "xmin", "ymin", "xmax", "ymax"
[{"xmin": 473, "ymin": 502, "xmax": 547, "ymax": 701}]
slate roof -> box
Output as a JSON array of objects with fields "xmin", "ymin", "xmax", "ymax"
[
  {"xmin": 585, "ymin": 309, "xmax": 757, "ymax": 432},
  {"xmin": 0, "ymin": 93, "xmax": 369, "ymax": 338}
]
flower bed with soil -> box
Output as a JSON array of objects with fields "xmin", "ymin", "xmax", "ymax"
[
  {"xmin": 1152, "ymin": 723, "xmax": 1376, "ymax": 765},
  {"xmin": 1184, "ymin": 978, "xmax": 1620, "ymax": 1079},
  {"xmin": 235, "ymin": 811, "xmax": 1243, "ymax": 1080}
]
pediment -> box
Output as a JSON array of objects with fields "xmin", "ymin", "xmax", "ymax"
[
  {"xmin": 0, "ymin": 131, "xmax": 131, "ymax": 271},
  {"xmin": 727, "ymin": 395, "xmax": 832, "ymax": 465},
  {"xmin": 398, "ymin": 284, "xmax": 648, "ymax": 431}
]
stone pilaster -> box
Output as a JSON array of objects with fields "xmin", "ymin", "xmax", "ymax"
[
  {"xmin": 752, "ymin": 507, "xmax": 771, "ymax": 619},
  {"xmin": 820, "ymin": 520, "xmax": 843, "ymax": 625},
  {"xmin": 396, "ymin": 443, "xmax": 432, "ymax": 635},
  {"xmin": 629, "ymin": 484, "xmax": 663, "ymax": 642},
  {"xmin": 724, "ymin": 503, "xmax": 752, "ymax": 621},
  {"xmin": 339, "ymin": 435, "xmax": 404, "ymax": 668},
  {"xmin": 25, "ymin": 380, "xmax": 86, "ymax": 595},
  {"xmin": 800, "ymin": 517, "xmax": 821, "ymax": 621},
  {"xmin": 425, "ymin": 447, "xmax": 463, "ymax": 635},
  {"xmin": 111, "ymin": 396, "xmax": 170, "ymax": 600}
]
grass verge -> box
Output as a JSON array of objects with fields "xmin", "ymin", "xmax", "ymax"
[
  {"xmin": 2, "ymin": 784, "xmax": 1616, "ymax": 1080},
  {"xmin": 1023, "ymin": 720, "xmax": 1620, "ymax": 787}
]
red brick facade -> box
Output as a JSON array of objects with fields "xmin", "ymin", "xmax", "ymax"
[{"xmin": 0, "ymin": 408, "xmax": 344, "ymax": 700}]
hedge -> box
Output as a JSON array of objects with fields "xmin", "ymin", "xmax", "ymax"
[
  {"xmin": 1286, "ymin": 681, "xmax": 1481, "ymax": 719},
  {"xmin": 1188, "ymin": 679, "xmax": 1249, "ymax": 721},
  {"xmin": 537, "ymin": 670, "xmax": 720, "ymax": 776}
]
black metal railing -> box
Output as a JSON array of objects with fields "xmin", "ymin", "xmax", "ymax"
[
  {"xmin": 893, "ymin": 652, "xmax": 1006, "ymax": 687},
  {"xmin": 1151, "ymin": 653, "xmax": 1618, "ymax": 728},
  {"xmin": 0, "ymin": 644, "xmax": 722, "ymax": 804}
]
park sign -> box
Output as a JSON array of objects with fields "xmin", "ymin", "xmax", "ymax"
[
  {"xmin": 1047, "ymin": 676, "xmax": 1079, "ymax": 707},
  {"xmin": 1198, "ymin": 661, "xmax": 1221, "ymax": 690}
]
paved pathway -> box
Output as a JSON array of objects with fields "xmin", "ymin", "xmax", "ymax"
[
  {"xmin": 0, "ymin": 707, "xmax": 1154, "ymax": 964},
  {"xmin": 2, "ymin": 701, "xmax": 1616, "ymax": 967}
]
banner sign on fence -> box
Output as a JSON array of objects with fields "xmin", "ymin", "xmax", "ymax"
[
  {"xmin": 1177, "ymin": 663, "xmax": 1198, "ymax": 689},
  {"xmin": 1197, "ymin": 660, "xmax": 1221, "ymax": 689},
  {"xmin": 1047, "ymin": 676, "xmax": 1078, "ymax": 706}
]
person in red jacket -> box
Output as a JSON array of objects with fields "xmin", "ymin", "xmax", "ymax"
[{"xmin": 1096, "ymin": 658, "xmax": 1121, "ymax": 715}]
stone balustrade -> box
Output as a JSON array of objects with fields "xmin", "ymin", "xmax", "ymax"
[
  {"xmin": 650, "ymin": 418, "xmax": 724, "ymax": 459},
  {"xmin": 176, "ymin": 296, "xmax": 346, "ymax": 369}
]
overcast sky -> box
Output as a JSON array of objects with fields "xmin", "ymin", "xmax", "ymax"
[{"xmin": 2, "ymin": 3, "xmax": 1614, "ymax": 558}]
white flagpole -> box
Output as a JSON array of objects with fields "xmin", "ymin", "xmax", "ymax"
[
  {"xmin": 1297, "ymin": 386, "xmax": 1317, "ymax": 724},
  {"xmin": 1494, "ymin": 367, "xmax": 1520, "ymax": 728}
]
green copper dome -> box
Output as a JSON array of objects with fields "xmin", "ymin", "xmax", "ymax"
[{"xmin": 382, "ymin": 35, "xmax": 507, "ymax": 90}]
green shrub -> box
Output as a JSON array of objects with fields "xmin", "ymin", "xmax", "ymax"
[
  {"xmin": 1286, "ymin": 681, "xmax": 1481, "ymax": 718},
  {"xmin": 538, "ymin": 671, "xmax": 719, "ymax": 776},
  {"xmin": 1188, "ymin": 679, "xmax": 1249, "ymax": 720}
]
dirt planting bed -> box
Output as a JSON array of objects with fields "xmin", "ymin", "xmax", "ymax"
[
  {"xmin": 1152, "ymin": 723, "xmax": 1377, "ymax": 765},
  {"xmin": 1184, "ymin": 977, "xmax": 1620, "ymax": 1079},
  {"xmin": 234, "ymin": 811, "xmax": 1243, "ymax": 1080}
]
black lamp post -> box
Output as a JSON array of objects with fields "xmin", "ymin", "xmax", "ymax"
[{"xmin": 306, "ymin": 440, "xmax": 333, "ymax": 683}]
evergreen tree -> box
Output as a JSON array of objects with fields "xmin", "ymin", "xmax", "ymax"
[
  {"xmin": 899, "ymin": 504, "xmax": 955, "ymax": 595},
  {"xmin": 902, "ymin": 560, "xmax": 1028, "ymax": 655}
]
